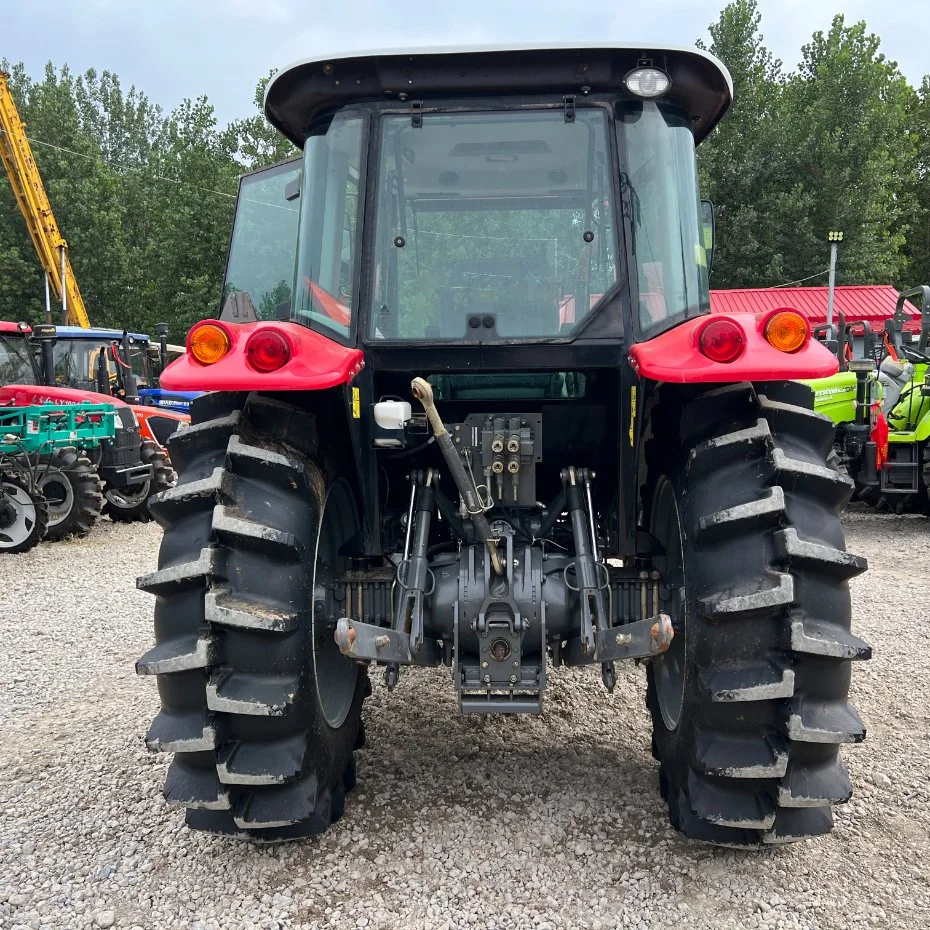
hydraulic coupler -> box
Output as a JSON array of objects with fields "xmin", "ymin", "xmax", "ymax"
[{"xmin": 411, "ymin": 377, "xmax": 504, "ymax": 576}]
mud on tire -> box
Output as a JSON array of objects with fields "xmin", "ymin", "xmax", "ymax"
[
  {"xmin": 646, "ymin": 381, "xmax": 870, "ymax": 847},
  {"xmin": 137, "ymin": 392, "xmax": 367, "ymax": 839}
]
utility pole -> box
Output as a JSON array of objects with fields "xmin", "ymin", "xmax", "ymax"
[{"xmin": 826, "ymin": 230, "xmax": 844, "ymax": 337}]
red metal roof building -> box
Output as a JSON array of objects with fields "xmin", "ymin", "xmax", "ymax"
[{"xmin": 710, "ymin": 285, "xmax": 919, "ymax": 331}]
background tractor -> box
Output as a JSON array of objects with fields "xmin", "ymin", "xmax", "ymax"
[
  {"xmin": 50, "ymin": 325, "xmax": 201, "ymax": 415},
  {"xmin": 806, "ymin": 286, "xmax": 930, "ymax": 513},
  {"xmin": 0, "ymin": 321, "xmax": 176, "ymax": 532},
  {"xmin": 29, "ymin": 324, "xmax": 184, "ymax": 522},
  {"xmin": 138, "ymin": 45, "xmax": 869, "ymax": 848}
]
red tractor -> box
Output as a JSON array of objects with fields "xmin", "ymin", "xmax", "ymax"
[{"xmin": 138, "ymin": 45, "xmax": 869, "ymax": 847}]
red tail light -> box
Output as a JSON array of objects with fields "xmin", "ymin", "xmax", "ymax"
[
  {"xmin": 698, "ymin": 319, "xmax": 745, "ymax": 363},
  {"xmin": 246, "ymin": 330, "xmax": 291, "ymax": 373}
]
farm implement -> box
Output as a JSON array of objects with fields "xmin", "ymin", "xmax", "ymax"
[{"xmin": 0, "ymin": 402, "xmax": 115, "ymax": 552}]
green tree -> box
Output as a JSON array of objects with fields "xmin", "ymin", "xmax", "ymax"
[
  {"xmin": 776, "ymin": 16, "xmax": 918, "ymax": 285},
  {"xmin": 904, "ymin": 77, "xmax": 930, "ymax": 285},
  {"xmin": 140, "ymin": 96, "xmax": 239, "ymax": 338},
  {"xmin": 697, "ymin": 0, "xmax": 788, "ymax": 288},
  {"xmin": 224, "ymin": 71, "xmax": 297, "ymax": 169}
]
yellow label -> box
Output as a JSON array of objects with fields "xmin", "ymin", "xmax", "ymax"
[
  {"xmin": 351, "ymin": 387, "xmax": 361, "ymax": 419},
  {"xmin": 629, "ymin": 385, "xmax": 637, "ymax": 446}
]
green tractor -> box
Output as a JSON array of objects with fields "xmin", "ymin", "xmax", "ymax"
[{"xmin": 806, "ymin": 286, "xmax": 930, "ymax": 512}]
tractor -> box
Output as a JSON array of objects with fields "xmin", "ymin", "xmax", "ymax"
[
  {"xmin": 0, "ymin": 321, "xmax": 176, "ymax": 534},
  {"xmin": 138, "ymin": 45, "xmax": 869, "ymax": 847},
  {"xmin": 29, "ymin": 324, "xmax": 184, "ymax": 522},
  {"xmin": 806, "ymin": 286, "xmax": 930, "ymax": 513},
  {"xmin": 50, "ymin": 324, "xmax": 201, "ymax": 415}
]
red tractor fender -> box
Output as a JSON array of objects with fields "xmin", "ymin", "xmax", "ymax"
[
  {"xmin": 629, "ymin": 312, "xmax": 839, "ymax": 383},
  {"xmin": 0, "ymin": 383, "xmax": 132, "ymax": 409},
  {"xmin": 160, "ymin": 320, "xmax": 364, "ymax": 392}
]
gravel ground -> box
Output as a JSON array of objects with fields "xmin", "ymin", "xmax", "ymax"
[{"xmin": 0, "ymin": 508, "xmax": 928, "ymax": 930}]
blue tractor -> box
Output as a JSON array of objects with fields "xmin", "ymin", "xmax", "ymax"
[{"xmin": 51, "ymin": 325, "xmax": 200, "ymax": 413}]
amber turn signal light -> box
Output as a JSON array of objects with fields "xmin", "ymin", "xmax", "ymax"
[
  {"xmin": 765, "ymin": 310, "xmax": 808, "ymax": 353},
  {"xmin": 189, "ymin": 322, "xmax": 231, "ymax": 364}
]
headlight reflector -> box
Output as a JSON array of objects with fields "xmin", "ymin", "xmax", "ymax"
[{"xmin": 624, "ymin": 67, "xmax": 671, "ymax": 99}]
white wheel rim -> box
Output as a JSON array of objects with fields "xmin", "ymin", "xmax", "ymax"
[{"xmin": 0, "ymin": 481, "xmax": 38, "ymax": 548}]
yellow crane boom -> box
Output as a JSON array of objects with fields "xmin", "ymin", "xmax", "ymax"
[{"xmin": 0, "ymin": 71, "xmax": 90, "ymax": 328}]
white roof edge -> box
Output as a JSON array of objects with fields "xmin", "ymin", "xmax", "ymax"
[{"xmin": 264, "ymin": 43, "xmax": 734, "ymax": 109}]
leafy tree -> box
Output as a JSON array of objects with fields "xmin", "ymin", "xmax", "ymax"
[
  {"xmin": 224, "ymin": 71, "xmax": 297, "ymax": 169},
  {"xmin": 904, "ymin": 78, "xmax": 930, "ymax": 285},
  {"xmin": 697, "ymin": 0, "xmax": 787, "ymax": 287},
  {"xmin": 776, "ymin": 16, "xmax": 918, "ymax": 285},
  {"xmin": 140, "ymin": 96, "xmax": 239, "ymax": 338},
  {"xmin": 698, "ymin": 7, "xmax": 918, "ymax": 289}
]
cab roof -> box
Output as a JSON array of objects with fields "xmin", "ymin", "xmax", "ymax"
[
  {"xmin": 55, "ymin": 325, "xmax": 149, "ymax": 342},
  {"xmin": 265, "ymin": 43, "xmax": 732, "ymax": 147}
]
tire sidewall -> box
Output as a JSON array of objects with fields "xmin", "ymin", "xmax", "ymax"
[
  {"xmin": 646, "ymin": 469, "xmax": 696, "ymax": 793},
  {"xmin": 307, "ymin": 475, "xmax": 365, "ymax": 784}
]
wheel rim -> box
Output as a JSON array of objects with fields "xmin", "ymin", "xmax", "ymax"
[
  {"xmin": 0, "ymin": 481, "xmax": 38, "ymax": 549},
  {"xmin": 105, "ymin": 479, "xmax": 151, "ymax": 509},
  {"xmin": 312, "ymin": 479, "xmax": 360, "ymax": 729},
  {"xmin": 651, "ymin": 476, "xmax": 687, "ymax": 731},
  {"xmin": 37, "ymin": 469, "xmax": 74, "ymax": 527}
]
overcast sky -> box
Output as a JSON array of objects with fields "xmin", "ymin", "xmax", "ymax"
[{"xmin": 4, "ymin": 1, "xmax": 928, "ymax": 125}]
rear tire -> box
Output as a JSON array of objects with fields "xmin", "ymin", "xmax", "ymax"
[
  {"xmin": 0, "ymin": 472, "xmax": 47, "ymax": 553},
  {"xmin": 137, "ymin": 392, "xmax": 366, "ymax": 839},
  {"xmin": 104, "ymin": 439, "xmax": 174, "ymax": 523},
  {"xmin": 37, "ymin": 451, "xmax": 103, "ymax": 540},
  {"xmin": 646, "ymin": 381, "xmax": 870, "ymax": 847}
]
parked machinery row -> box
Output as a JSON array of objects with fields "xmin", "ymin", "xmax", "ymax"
[{"xmin": 0, "ymin": 321, "xmax": 191, "ymax": 549}]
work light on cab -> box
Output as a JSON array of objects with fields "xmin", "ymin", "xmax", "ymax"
[
  {"xmin": 698, "ymin": 318, "xmax": 745, "ymax": 362},
  {"xmin": 246, "ymin": 329, "xmax": 291, "ymax": 372},
  {"xmin": 188, "ymin": 322, "xmax": 231, "ymax": 365},
  {"xmin": 764, "ymin": 310, "xmax": 809, "ymax": 353},
  {"xmin": 624, "ymin": 66, "xmax": 671, "ymax": 98}
]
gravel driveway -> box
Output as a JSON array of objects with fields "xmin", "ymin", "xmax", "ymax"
[{"xmin": 0, "ymin": 509, "xmax": 928, "ymax": 930}]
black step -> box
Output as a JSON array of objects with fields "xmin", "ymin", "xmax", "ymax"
[
  {"xmin": 763, "ymin": 806, "xmax": 833, "ymax": 844},
  {"xmin": 687, "ymin": 770, "xmax": 776, "ymax": 829},
  {"xmin": 694, "ymin": 728, "xmax": 788, "ymax": 779},
  {"xmin": 136, "ymin": 631, "xmax": 215, "ymax": 675}
]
